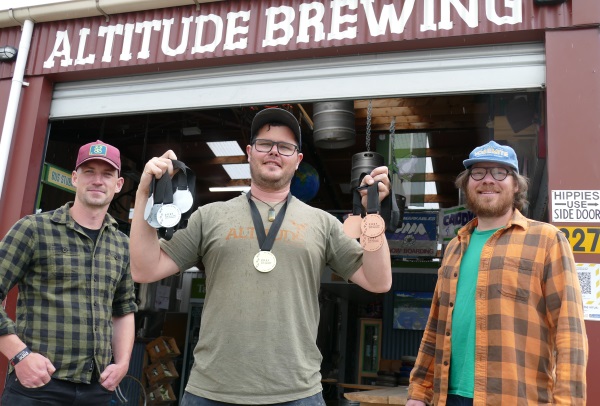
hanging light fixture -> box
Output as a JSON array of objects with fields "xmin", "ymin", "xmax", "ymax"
[
  {"xmin": 0, "ymin": 46, "xmax": 18, "ymax": 62},
  {"xmin": 312, "ymin": 100, "xmax": 356, "ymax": 149},
  {"xmin": 350, "ymin": 100, "xmax": 384, "ymax": 189}
]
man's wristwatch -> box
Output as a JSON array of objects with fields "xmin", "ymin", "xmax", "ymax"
[{"xmin": 10, "ymin": 347, "xmax": 31, "ymax": 367}]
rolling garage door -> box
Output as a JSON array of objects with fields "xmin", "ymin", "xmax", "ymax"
[{"xmin": 49, "ymin": 42, "xmax": 545, "ymax": 119}]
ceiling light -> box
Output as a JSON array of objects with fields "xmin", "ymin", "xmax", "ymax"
[
  {"xmin": 209, "ymin": 186, "xmax": 251, "ymax": 193},
  {"xmin": 223, "ymin": 164, "xmax": 250, "ymax": 180},
  {"xmin": 207, "ymin": 141, "xmax": 244, "ymax": 157}
]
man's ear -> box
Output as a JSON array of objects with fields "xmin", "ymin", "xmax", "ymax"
[
  {"xmin": 115, "ymin": 177, "xmax": 124, "ymax": 193},
  {"xmin": 296, "ymin": 152, "xmax": 304, "ymax": 169},
  {"xmin": 71, "ymin": 170, "xmax": 79, "ymax": 187}
]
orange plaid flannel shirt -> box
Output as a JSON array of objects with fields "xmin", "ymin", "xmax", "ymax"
[{"xmin": 408, "ymin": 210, "xmax": 588, "ymax": 405}]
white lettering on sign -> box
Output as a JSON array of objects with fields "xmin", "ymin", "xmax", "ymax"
[
  {"xmin": 552, "ymin": 190, "xmax": 600, "ymax": 223},
  {"xmin": 42, "ymin": 0, "xmax": 523, "ymax": 69}
]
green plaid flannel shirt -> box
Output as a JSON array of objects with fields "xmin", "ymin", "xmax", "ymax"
[{"xmin": 0, "ymin": 202, "xmax": 137, "ymax": 383}]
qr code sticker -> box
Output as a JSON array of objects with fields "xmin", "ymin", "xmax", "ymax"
[{"xmin": 578, "ymin": 272, "xmax": 592, "ymax": 295}]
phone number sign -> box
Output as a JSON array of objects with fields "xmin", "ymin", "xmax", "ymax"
[{"xmin": 559, "ymin": 227, "xmax": 600, "ymax": 254}]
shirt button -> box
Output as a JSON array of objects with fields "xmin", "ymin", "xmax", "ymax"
[
  {"xmin": 446, "ymin": 331, "xmax": 451, "ymax": 336},
  {"xmin": 443, "ymin": 361, "xmax": 449, "ymax": 366},
  {"xmin": 449, "ymin": 302, "xmax": 454, "ymax": 307},
  {"xmin": 62, "ymin": 248, "xmax": 68, "ymax": 253},
  {"xmin": 453, "ymin": 272, "xmax": 458, "ymax": 277}
]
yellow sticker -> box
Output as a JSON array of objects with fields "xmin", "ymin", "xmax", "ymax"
[{"xmin": 559, "ymin": 227, "xmax": 600, "ymax": 254}]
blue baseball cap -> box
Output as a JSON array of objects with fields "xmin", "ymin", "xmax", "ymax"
[{"xmin": 463, "ymin": 140, "xmax": 518, "ymax": 172}]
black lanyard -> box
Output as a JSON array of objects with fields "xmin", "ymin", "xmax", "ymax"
[{"xmin": 246, "ymin": 192, "xmax": 291, "ymax": 251}]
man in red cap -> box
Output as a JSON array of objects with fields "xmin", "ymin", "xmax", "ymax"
[{"xmin": 0, "ymin": 140, "xmax": 137, "ymax": 405}]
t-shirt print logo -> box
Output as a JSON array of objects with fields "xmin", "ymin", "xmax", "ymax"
[{"xmin": 90, "ymin": 145, "xmax": 107, "ymax": 156}]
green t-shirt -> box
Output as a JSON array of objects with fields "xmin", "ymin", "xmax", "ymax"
[{"xmin": 448, "ymin": 227, "xmax": 500, "ymax": 398}]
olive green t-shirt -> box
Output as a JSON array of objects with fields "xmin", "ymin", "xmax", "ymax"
[{"xmin": 161, "ymin": 194, "xmax": 363, "ymax": 403}]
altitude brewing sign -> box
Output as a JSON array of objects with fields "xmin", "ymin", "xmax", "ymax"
[{"xmin": 552, "ymin": 190, "xmax": 600, "ymax": 223}]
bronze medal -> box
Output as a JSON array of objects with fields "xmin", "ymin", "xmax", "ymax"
[
  {"xmin": 253, "ymin": 251, "xmax": 277, "ymax": 273},
  {"xmin": 343, "ymin": 214, "xmax": 363, "ymax": 239},
  {"xmin": 360, "ymin": 233, "xmax": 384, "ymax": 252},
  {"xmin": 361, "ymin": 213, "xmax": 385, "ymax": 237}
]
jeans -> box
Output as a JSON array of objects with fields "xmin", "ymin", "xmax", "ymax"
[
  {"xmin": 180, "ymin": 391, "xmax": 326, "ymax": 406},
  {"xmin": 1, "ymin": 373, "xmax": 114, "ymax": 406},
  {"xmin": 445, "ymin": 394, "xmax": 474, "ymax": 406}
]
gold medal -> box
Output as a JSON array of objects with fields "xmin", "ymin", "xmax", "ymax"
[
  {"xmin": 253, "ymin": 251, "xmax": 277, "ymax": 272},
  {"xmin": 361, "ymin": 213, "xmax": 385, "ymax": 237},
  {"xmin": 360, "ymin": 234, "xmax": 384, "ymax": 252},
  {"xmin": 343, "ymin": 214, "xmax": 363, "ymax": 239}
]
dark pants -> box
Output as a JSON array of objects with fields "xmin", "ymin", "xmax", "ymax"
[
  {"xmin": 1, "ymin": 373, "xmax": 114, "ymax": 406},
  {"xmin": 446, "ymin": 394, "xmax": 474, "ymax": 406},
  {"xmin": 180, "ymin": 391, "xmax": 326, "ymax": 406}
]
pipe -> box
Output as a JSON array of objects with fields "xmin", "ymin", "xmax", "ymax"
[{"xmin": 0, "ymin": 19, "xmax": 34, "ymax": 201}]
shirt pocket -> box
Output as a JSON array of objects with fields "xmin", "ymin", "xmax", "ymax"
[
  {"xmin": 491, "ymin": 257, "xmax": 534, "ymax": 302},
  {"xmin": 42, "ymin": 243, "xmax": 83, "ymax": 280}
]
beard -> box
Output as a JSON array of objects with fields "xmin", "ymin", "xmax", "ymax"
[
  {"xmin": 249, "ymin": 160, "xmax": 296, "ymax": 192},
  {"xmin": 77, "ymin": 191, "xmax": 112, "ymax": 208},
  {"xmin": 465, "ymin": 186, "xmax": 514, "ymax": 218}
]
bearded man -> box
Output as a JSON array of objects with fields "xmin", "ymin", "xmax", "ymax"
[{"xmin": 407, "ymin": 141, "xmax": 588, "ymax": 406}]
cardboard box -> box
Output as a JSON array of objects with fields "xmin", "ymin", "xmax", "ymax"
[
  {"xmin": 144, "ymin": 360, "xmax": 179, "ymax": 387},
  {"xmin": 146, "ymin": 336, "xmax": 181, "ymax": 363}
]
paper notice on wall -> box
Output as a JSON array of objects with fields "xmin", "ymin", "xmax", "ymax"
[
  {"xmin": 576, "ymin": 263, "xmax": 600, "ymax": 321},
  {"xmin": 154, "ymin": 284, "xmax": 171, "ymax": 310}
]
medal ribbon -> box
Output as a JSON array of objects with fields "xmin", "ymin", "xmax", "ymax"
[
  {"xmin": 354, "ymin": 181, "xmax": 381, "ymax": 214},
  {"xmin": 247, "ymin": 192, "xmax": 292, "ymax": 251},
  {"xmin": 352, "ymin": 186, "xmax": 363, "ymax": 217},
  {"xmin": 366, "ymin": 181, "xmax": 380, "ymax": 214},
  {"xmin": 149, "ymin": 159, "xmax": 195, "ymax": 240}
]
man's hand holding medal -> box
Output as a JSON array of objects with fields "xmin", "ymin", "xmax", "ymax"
[{"xmin": 343, "ymin": 166, "xmax": 391, "ymax": 252}]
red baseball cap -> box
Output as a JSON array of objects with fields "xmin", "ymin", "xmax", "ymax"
[{"xmin": 75, "ymin": 140, "xmax": 121, "ymax": 173}]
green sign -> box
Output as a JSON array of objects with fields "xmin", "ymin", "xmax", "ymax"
[
  {"xmin": 43, "ymin": 163, "xmax": 75, "ymax": 194},
  {"xmin": 190, "ymin": 278, "xmax": 206, "ymax": 299}
]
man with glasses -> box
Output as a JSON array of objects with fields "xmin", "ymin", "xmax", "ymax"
[
  {"xmin": 129, "ymin": 108, "xmax": 393, "ymax": 405},
  {"xmin": 407, "ymin": 140, "xmax": 588, "ymax": 406}
]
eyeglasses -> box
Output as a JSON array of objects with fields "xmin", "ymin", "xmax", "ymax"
[
  {"xmin": 252, "ymin": 139, "xmax": 299, "ymax": 156},
  {"xmin": 469, "ymin": 167, "xmax": 512, "ymax": 181}
]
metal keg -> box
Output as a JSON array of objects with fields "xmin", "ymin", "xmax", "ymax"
[
  {"xmin": 350, "ymin": 151, "xmax": 384, "ymax": 189},
  {"xmin": 312, "ymin": 100, "xmax": 356, "ymax": 149}
]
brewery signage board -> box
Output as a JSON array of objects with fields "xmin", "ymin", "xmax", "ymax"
[{"xmin": 551, "ymin": 190, "xmax": 600, "ymax": 223}]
